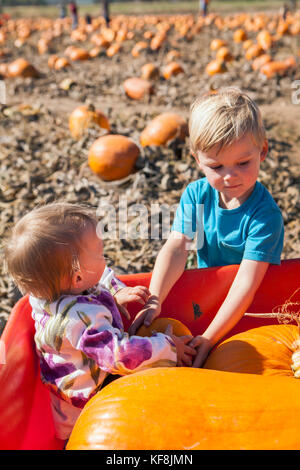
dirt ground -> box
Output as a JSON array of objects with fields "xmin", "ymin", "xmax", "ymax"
[{"xmin": 0, "ymin": 12, "xmax": 299, "ymax": 334}]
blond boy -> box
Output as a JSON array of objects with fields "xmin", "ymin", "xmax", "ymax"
[{"xmin": 130, "ymin": 87, "xmax": 284, "ymax": 367}]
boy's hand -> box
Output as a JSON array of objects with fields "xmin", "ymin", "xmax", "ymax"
[
  {"xmin": 189, "ymin": 335, "xmax": 213, "ymax": 368},
  {"xmin": 165, "ymin": 325, "xmax": 197, "ymax": 367},
  {"xmin": 128, "ymin": 294, "xmax": 161, "ymax": 335},
  {"xmin": 114, "ymin": 286, "xmax": 150, "ymax": 321}
]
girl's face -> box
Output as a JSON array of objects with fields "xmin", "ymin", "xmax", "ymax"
[
  {"xmin": 62, "ymin": 225, "xmax": 106, "ymax": 295},
  {"xmin": 194, "ymin": 132, "xmax": 268, "ymax": 209}
]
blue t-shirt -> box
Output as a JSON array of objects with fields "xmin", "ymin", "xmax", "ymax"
[{"xmin": 171, "ymin": 178, "xmax": 284, "ymax": 268}]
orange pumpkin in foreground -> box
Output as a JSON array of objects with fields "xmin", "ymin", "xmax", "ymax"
[
  {"xmin": 140, "ymin": 112, "xmax": 188, "ymax": 147},
  {"xmin": 66, "ymin": 366, "xmax": 300, "ymax": 450},
  {"xmin": 88, "ymin": 134, "xmax": 140, "ymax": 181}
]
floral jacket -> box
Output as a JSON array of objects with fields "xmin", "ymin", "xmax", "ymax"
[{"xmin": 30, "ymin": 267, "xmax": 177, "ymax": 439}]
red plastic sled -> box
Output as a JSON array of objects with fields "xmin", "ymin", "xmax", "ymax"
[{"xmin": 0, "ymin": 260, "xmax": 299, "ymax": 450}]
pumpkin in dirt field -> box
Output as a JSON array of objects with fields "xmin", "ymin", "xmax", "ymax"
[
  {"xmin": 7, "ymin": 58, "xmax": 39, "ymax": 78},
  {"xmin": 88, "ymin": 134, "xmax": 140, "ymax": 181},
  {"xmin": 69, "ymin": 105, "xmax": 110, "ymax": 139},
  {"xmin": 123, "ymin": 77, "xmax": 154, "ymax": 100},
  {"xmin": 66, "ymin": 367, "xmax": 300, "ymax": 450},
  {"xmin": 140, "ymin": 113, "xmax": 188, "ymax": 147}
]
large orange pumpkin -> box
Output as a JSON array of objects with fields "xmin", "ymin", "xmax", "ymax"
[
  {"xmin": 204, "ymin": 324, "xmax": 299, "ymax": 377},
  {"xmin": 66, "ymin": 367, "xmax": 300, "ymax": 450},
  {"xmin": 140, "ymin": 112, "xmax": 188, "ymax": 147},
  {"xmin": 69, "ymin": 105, "xmax": 110, "ymax": 139},
  {"xmin": 88, "ymin": 134, "xmax": 140, "ymax": 181}
]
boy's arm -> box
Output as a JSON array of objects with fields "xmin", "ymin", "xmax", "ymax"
[
  {"xmin": 191, "ymin": 259, "xmax": 270, "ymax": 367},
  {"xmin": 129, "ymin": 231, "xmax": 190, "ymax": 335}
]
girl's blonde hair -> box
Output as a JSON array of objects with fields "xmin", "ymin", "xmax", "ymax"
[
  {"xmin": 4, "ymin": 202, "xmax": 98, "ymax": 302},
  {"xmin": 189, "ymin": 87, "xmax": 266, "ymax": 155}
]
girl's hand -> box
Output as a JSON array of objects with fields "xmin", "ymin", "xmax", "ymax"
[
  {"xmin": 165, "ymin": 324, "xmax": 196, "ymax": 367},
  {"xmin": 128, "ymin": 294, "xmax": 161, "ymax": 335},
  {"xmin": 114, "ymin": 286, "xmax": 150, "ymax": 321},
  {"xmin": 189, "ymin": 335, "xmax": 213, "ymax": 368}
]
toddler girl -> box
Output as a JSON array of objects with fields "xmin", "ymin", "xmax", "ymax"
[{"xmin": 5, "ymin": 202, "xmax": 195, "ymax": 440}]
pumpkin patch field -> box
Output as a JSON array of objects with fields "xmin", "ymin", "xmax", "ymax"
[{"xmin": 0, "ymin": 3, "xmax": 300, "ymax": 336}]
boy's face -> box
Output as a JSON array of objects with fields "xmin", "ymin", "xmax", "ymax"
[{"xmin": 194, "ymin": 132, "xmax": 268, "ymax": 208}]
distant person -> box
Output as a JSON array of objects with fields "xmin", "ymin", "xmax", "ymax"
[
  {"xmin": 102, "ymin": 0, "xmax": 110, "ymax": 27},
  {"xmin": 59, "ymin": 2, "xmax": 67, "ymax": 19},
  {"xmin": 200, "ymin": 0, "xmax": 210, "ymax": 17},
  {"xmin": 69, "ymin": 1, "xmax": 78, "ymax": 30},
  {"xmin": 280, "ymin": 3, "xmax": 289, "ymax": 20},
  {"xmin": 290, "ymin": 0, "xmax": 297, "ymax": 10},
  {"xmin": 85, "ymin": 13, "xmax": 92, "ymax": 25}
]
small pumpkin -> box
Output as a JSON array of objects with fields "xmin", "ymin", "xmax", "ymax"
[
  {"xmin": 88, "ymin": 134, "xmax": 140, "ymax": 181},
  {"xmin": 123, "ymin": 77, "xmax": 154, "ymax": 100},
  {"xmin": 7, "ymin": 58, "xmax": 39, "ymax": 78},
  {"xmin": 90, "ymin": 33, "xmax": 110, "ymax": 49},
  {"xmin": 210, "ymin": 38, "xmax": 227, "ymax": 51},
  {"xmin": 69, "ymin": 48, "xmax": 90, "ymax": 61},
  {"xmin": 163, "ymin": 61, "xmax": 184, "ymax": 79},
  {"xmin": 245, "ymin": 44, "xmax": 264, "ymax": 60},
  {"xmin": 53, "ymin": 57, "xmax": 71, "ymax": 70},
  {"xmin": 141, "ymin": 63, "xmax": 159, "ymax": 80},
  {"xmin": 242, "ymin": 39, "xmax": 253, "ymax": 50},
  {"xmin": 205, "ymin": 59, "xmax": 227, "ymax": 75},
  {"xmin": 37, "ymin": 37, "xmax": 49, "ymax": 54},
  {"xmin": 48, "ymin": 54, "xmax": 59, "ymax": 69},
  {"xmin": 137, "ymin": 317, "xmax": 191, "ymax": 337},
  {"xmin": 106, "ymin": 43, "xmax": 121, "ymax": 57},
  {"xmin": 216, "ymin": 46, "xmax": 234, "ymax": 62},
  {"xmin": 164, "ymin": 49, "xmax": 181, "ymax": 63},
  {"xmin": 257, "ymin": 30, "xmax": 273, "ymax": 51},
  {"xmin": 69, "ymin": 105, "xmax": 110, "ymax": 140},
  {"xmin": 260, "ymin": 59, "xmax": 292, "ymax": 78},
  {"xmin": 89, "ymin": 47, "xmax": 101, "ymax": 58},
  {"xmin": 131, "ymin": 41, "xmax": 148, "ymax": 57},
  {"xmin": 233, "ymin": 28, "xmax": 247, "ymax": 42},
  {"xmin": 140, "ymin": 112, "xmax": 188, "ymax": 147},
  {"xmin": 252, "ymin": 53, "xmax": 272, "ymax": 71}
]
